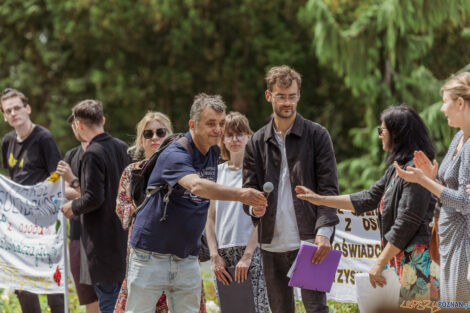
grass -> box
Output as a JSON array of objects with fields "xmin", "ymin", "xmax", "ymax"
[
  {"xmin": 0, "ymin": 283, "xmax": 85, "ymax": 313},
  {"xmin": 1, "ymin": 271, "xmax": 359, "ymax": 313},
  {"xmin": 201, "ymin": 269, "xmax": 359, "ymax": 313}
]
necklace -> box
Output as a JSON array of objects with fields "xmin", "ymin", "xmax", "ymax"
[
  {"xmin": 17, "ymin": 123, "xmax": 35, "ymax": 142},
  {"xmin": 453, "ymin": 134, "xmax": 469, "ymax": 159}
]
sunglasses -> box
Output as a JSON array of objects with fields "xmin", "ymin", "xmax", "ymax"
[
  {"xmin": 377, "ymin": 126, "xmax": 386, "ymax": 136},
  {"xmin": 143, "ymin": 128, "xmax": 167, "ymax": 139}
]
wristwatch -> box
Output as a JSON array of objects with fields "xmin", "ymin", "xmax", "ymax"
[{"xmin": 70, "ymin": 178, "xmax": 80, "ymax": 189}]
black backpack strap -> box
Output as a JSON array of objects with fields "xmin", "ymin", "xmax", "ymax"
[
  {"xmin": 159, "ymin": 136, "xmax": 194, "ymax": 222},
  {"xmin": 176, "ymin": 136, "xmax": 194, "ymax": 159},
  {"xmin": 131, "ymin": 185, "xmax": 163, "ymax": 225}
]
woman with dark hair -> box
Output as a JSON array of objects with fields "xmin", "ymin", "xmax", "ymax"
[
  {"xmin": 295, "ymin": 105, "xmax": 439, "ymax": 301},
  {"xmin": 396, "ymin": 72, "xmax": 470, "ymax": 301}
]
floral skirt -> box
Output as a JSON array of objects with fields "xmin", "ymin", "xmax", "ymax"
[
  {"xmin": 388, "ymin": 244, "xmax": 440, "ymax": 301},
  {"xmin": 214, "ymin": 246, "xmax": 270, "ymax": 313}
]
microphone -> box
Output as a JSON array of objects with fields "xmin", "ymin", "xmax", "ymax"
[
  {"xmin": 259, "ymin": 182, "xmax": 273, "ymax": 252},
  {"xmin": 263, "ymin": 182, "xmax": 274, "ymax": 196}
]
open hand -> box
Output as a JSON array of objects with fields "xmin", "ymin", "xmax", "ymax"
[
  {"xmin": 295, "ymin": 186, "xmax": 322, "ymax": 205},
  {"xmin": 413, "ymin": 151, "xmax": 438, "ymax": 179},
  {"xmin": 394, "ymin": 161, "xmax": 425, "ymax": 184}
]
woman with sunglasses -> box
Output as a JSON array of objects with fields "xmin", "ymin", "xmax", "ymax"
[
  {"xmin": 114, "ymin": 111, "xmax": 172, "ymax": 313},
  {"xmin": 395, "ymin": 72, "xmax": 470, "ymax": 301},
  {"xmin": 295, "ymin": 105, "xmax": 439, "ymax": 301},
  {"xmin": 205, "ymin": 112, "xmax": 270, "ymax": 313}
]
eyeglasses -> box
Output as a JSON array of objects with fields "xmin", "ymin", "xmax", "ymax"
[
  {"xmin": 223, "ymin": 133, "xmax": 245, "ymax": 141},
  {"xmin": 143, "ymin": 128, "xmax": 167, "ymax": 139},
  {"xmin": 377, "ymin": 126, "xmax": 386, "ymax": 136},
  {"xmin": 4, "ymin": 104, "xmax": 26, "ymax": 115},
  {"xmin": 269, "ymin": 92, "xmax": 299, "ymax": 104}
]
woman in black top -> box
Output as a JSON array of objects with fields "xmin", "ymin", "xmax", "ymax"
[{"xmin": 296, "ymin": 105, "xmax": 438, "ymax": 301}]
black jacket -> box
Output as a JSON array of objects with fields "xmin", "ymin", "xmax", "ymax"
[
  {"xmin": 350, "ymin": 161, "xmax": 435, "ymax": 250},
  {"xmin": 243, "ymin": 113, "xmax": 339, "ymax": 244},
  {"xmin": 72, "ymin": 132, "xmax": 130, "ymax": 284}
]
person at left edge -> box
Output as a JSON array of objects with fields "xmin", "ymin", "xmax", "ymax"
[
  {"xmin": 61, "ymin": 99, "xmax": 130, "ymax": 313},
  {"xmin": 1, "ymin": 88, "xmax": 64, "ymax": 313}
]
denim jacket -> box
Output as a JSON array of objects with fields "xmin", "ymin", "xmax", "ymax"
[{"xmin": 349, "ymin": 161, "xmax": 435, "ymax": 250}]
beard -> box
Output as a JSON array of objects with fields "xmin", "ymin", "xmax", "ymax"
[{"xmin": 274, "ymin": 105, "xmax": 296, "ymax": 119}]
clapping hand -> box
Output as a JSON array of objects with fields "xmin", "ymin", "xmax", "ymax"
[
  {"xmin": 394, "ymin": 162, "xmax": 426, "ymax": 184},
  {"xmin": 413, "ymin": 151, "xmax": 438, "ymax": 179}
]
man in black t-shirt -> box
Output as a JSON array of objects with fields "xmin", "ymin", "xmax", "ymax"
[{"xmin": 1, "ymin": 88, "xmax": 64, "ymax": 313}]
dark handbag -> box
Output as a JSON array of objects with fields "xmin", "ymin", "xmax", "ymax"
[
  {"xmin": 429, "ymin": 216, "xmax": 440, "ymax": 265},
  {"xmin": 199, "ymin": 232, "xmax": 210, "ymax": 262}
]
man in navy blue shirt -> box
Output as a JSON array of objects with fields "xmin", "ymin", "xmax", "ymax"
[{"xmin": 126, "ymin": 94, "xmax": 267, "ymax": 313}]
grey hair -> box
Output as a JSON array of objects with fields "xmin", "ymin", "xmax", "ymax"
[{"xmin": 189, "ymin": 93, "xmax": 226, "ymax": 123}]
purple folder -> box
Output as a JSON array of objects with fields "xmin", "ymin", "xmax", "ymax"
[{"xmin": 288, "ymin": 244, "xmax": 341, "ymax": 292}]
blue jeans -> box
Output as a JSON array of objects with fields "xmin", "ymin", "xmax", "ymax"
[
  {"xmin": 93, "ymin": 282, "xmax": 121, "ymax": 313},
  {"xmin": 126, "ymin": 247, "xmax": 201, "ymax": 313}
]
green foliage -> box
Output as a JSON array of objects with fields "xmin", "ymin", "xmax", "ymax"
[
  {"xmin": 0, "ymin": 0, "xmax": 469, "ymax": 192},
  {"xmin": 299, "ymin": 0, "xmax": 470, "ymax": 192},
  {"xmin": 0, "ymin": 0, "xmax": 354, "ymax": 156}
]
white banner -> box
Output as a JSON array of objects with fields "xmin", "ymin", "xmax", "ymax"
[
  {"xmin": 0, "ymin": 173, "xmax": 66, "ymax": 294},
  {"xmin": 328, "ymin": 209, "xmax": 382, "ymax": 303}
]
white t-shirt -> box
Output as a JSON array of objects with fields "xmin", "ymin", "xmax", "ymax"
[
  {"xmin": 262, "ymin": 129, "xmax": 333, "ymax": 252},
  {"xmin": 262, "ymin": 130, "xmax": 301, "ymax": 252},
  {"xmin": 215, "ymin": 162, "xmax": 254, "ymax": 248}
]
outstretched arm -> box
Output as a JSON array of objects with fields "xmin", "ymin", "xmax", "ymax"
[
  {"xmin": 295, "ymin": 186, "xmax": 355, "ymax": 212},
  {"xmin": 179, "ymin": 173, "xmax": 267, "ymax": 208}
]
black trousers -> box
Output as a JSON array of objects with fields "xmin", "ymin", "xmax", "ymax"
[
  {"xmin": 15, "ymin": 290, "xmax": 64, "ymax": 313},
  {"xmin": 261, "ymin": 249, "xmax": 328, "ymax": 313}
]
